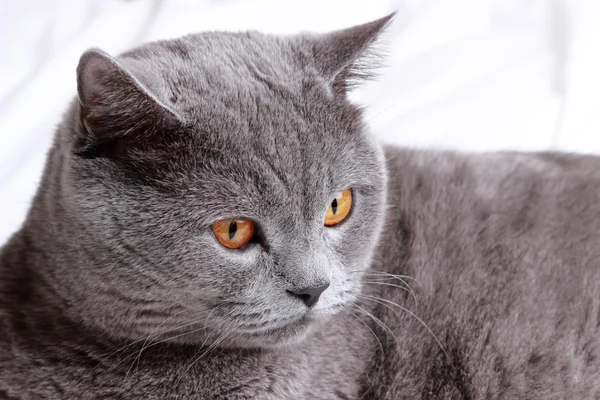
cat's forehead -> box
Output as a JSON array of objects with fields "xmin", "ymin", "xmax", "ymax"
[
  {"xmin": 109, "ymin": 28, "xmax": 382, "ymax": 198},
  {"xmin": 122, "ymin": 35, "xmax": 363, "ymax": 142},
  {"xmin": 186, "ymin": 104, "xmax": 365, "ymax": 195},
  {"xmin": 121, "ymin": 32, "xmax": 307, "ymax": 112},
  {"xmin": 120, "ymin": 32, "xmax": 347, "ymax": 138}
]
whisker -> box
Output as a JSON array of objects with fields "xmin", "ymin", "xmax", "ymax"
[
  {"xmin": 100, "ymin": 307, "xmax": 225, "ymax": 388},
  {"xmin": 91, "ymin": 308, "xmax": 192, "ymax": 372},
  {"xmin": 361, "ymin": 281, "xmax": 418, "ymax": 306},
  {"xmin": 361, "ymin": 270, "xmax": 420, "ymax": 283},
  {"xmin": 126, "ymin": 307, "xmax": 198, "ymax": 379},
  {"xmin": 97, "ymin": 322, "xmax": 214, "ymax": 389},
  {"xmin": 92, "ymin": 306, "xmax": 220, "ymax": 373},
  {"xmin": 121, "ymin": 305, "xmax": 226, "ymax": 384},
  {"xmin": 358, "ymin": 294, "xmax": 449, "ymax": 361},
  {"xmin": 362, "ymin": 275, "xmax": 414, "ymax": 287},
  {"xmin": 345, "ymin": 310, "xmax": 384, "ymax": 400},
  {"xmin": 115, "ymin": 323, "xmax": 213, "ymax": 386},
  {"xmin": 353, "ymin": 303, "xmax": 402, "ymax": 352},
  {"xmin": 346, "ymin": 310, "xmax": 385, "ymax": 359},
  {"xmin": 174, "ymin": 324, "xmax": 235, "ymax": 387},
  {"xmin": 84, "ymin": 308, "xmax": 221, "ymax": 388},
  {"xmin": 347, "ymin": 269, "xmax": 419, "ymax": 282}
]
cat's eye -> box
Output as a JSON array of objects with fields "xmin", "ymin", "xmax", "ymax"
[
  {"xmin": 324, "ymin": 189, "xmax": 353, "ymax": 227},
  {"xmin": 211, "ymin": 218, "xmax": 255, "ymax": 249}
]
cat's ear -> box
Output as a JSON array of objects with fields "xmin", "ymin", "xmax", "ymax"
[
  {"xmin": 311, "ymin": 13, "xmax": 394, "ymax": 94},
  {"xmin": 74, "ymin": 49, "xmax": 181, "ymax": 156}
]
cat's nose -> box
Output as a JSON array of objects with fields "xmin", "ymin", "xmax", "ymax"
[{"xmin": 287, "ymin": 283, "xmax": 330, "ymax": 308}]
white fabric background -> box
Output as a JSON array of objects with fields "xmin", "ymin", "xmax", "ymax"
[{"xmin": 1, "ymin": 0, "xmax": 600, "ymax": 243}]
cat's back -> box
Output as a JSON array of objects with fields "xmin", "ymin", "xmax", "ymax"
[{"xmin": 363, "ymin": 147, "xmax": 600, "ymax": 399}]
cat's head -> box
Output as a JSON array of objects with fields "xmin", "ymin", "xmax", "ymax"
[{"xmin": 56, "ymin": 15, "xmax": 391, "ymax": 348}]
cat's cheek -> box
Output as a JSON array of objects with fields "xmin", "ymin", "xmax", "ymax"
[
  {"xmin": 211, "ymin": 244, "xmax": 273, "ymax": 291},
  {"xmin": 322, "ymin": 224, "xmax": 346, "ymax": 244},
  {"xmin": 322, "ymin": 223, "xmax": 363, "ymax": 261}
]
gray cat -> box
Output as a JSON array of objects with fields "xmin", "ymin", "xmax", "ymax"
[{"xmin": 1, "ymin": 14, "xmax": 599, "ymax": 399}]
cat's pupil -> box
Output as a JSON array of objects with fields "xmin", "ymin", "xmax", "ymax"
[
  {"xmin": 229, "ymin": 221, "xmax": 237, "ymax": 240},
  {"xmin": 331, "ymin": 199, "xmax": 338, "ymax": 215}
]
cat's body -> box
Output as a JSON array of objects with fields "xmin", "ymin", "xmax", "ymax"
[
  {"xmin": 365, "ymin": 149, "xmax": 600, "ymax": 399},
  {"xmin": 1, "ymin": 15, "xmax": 599, "ymax": 399},
  {"xmin": 3, "ymin": 147, "xmax": 599, "ymax": 399}
]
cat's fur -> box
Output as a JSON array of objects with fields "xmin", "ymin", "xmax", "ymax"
[{"xmin": 1, "ymin": 14, "xmax": 599, "ymax": 400}]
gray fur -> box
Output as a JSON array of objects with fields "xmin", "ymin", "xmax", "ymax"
[{"xmin": 1, "ymin": 14, "xmax": 599, "ymax": 399}]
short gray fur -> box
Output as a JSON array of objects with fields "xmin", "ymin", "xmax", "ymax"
[{"xmin": 1, "ymin": 14, "xmax": 599, "ymax": 399}]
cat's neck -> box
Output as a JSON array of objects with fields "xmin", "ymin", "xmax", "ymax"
[
  {"xmin": 0, "ymin": 145, "xmax": 106, "ymax": 348},
  {"xmin": 1, "ymin": 148, "xmax": 68, "ymax": 307},
  {"xmin": 0, "ymin": 231, "xmax": 183, "ymax": 387},
  {"xmin": 0, "ymin": 230, "xmax": 84, "ymax": 342}
]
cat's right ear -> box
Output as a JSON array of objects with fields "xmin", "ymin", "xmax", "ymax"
[
  {"xmin": 74, "ymin": 49, "xmax": 181, "ymax": 157},
  {"xmin": 309, "ymin": 14, "xmax": 395, "ymax": 96}
]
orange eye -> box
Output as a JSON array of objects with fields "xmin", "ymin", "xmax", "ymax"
[
  {"xmin": 324, "ymin": 189, "xmax": 352, "ymax": 227},
  {"xmin": 211, "ymin": 219, "xmax": 255, "ymax": 249}
]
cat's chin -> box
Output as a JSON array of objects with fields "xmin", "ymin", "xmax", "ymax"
[
  {"xmin": 212, "ymin": 313, "xmax": 329, "ymax": 349},
  {"xmin": 239, "ymin": 314, "xmax": 320, "ymax": 348},
  {"xmin": 236, "ymin": 304, "xmax": 352, "ymax": 349}
]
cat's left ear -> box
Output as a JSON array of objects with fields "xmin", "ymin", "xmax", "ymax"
[
  {"xmin": 74, "ymin": 49, "xmax": 182, "ymax": 157},
  {"xmin": 310, "ymin": 13, "xmax": 395, "ymax": 95}
]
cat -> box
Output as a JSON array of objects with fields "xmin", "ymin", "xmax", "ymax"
[{"xmin": 1, "ymin": 13, "xmax": 599, "ymax": 399}]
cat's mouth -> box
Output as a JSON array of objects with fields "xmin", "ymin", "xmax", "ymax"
[
  {"xmin": 240, "ymin": 314, "xmax": 316, "ymax": 346},
  {"xmin": 240, "ymin": 302, "xmax": 344, "ymax": 333},
  {"xmin": 160, "ymin": 303, "xmax": 346, "ymax": 349},
  {"xmin": 236, "ymin": 305, "xmax": 346, "ymax": 347}
]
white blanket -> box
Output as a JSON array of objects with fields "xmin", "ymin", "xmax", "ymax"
[{"xmin": 1, "ymin": 0, "xmax": 599, "ymax": 242}]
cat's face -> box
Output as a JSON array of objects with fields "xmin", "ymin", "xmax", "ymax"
[{"xmin": 58, "ymin": 17, "xmax": 391, "ymax": 348}]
